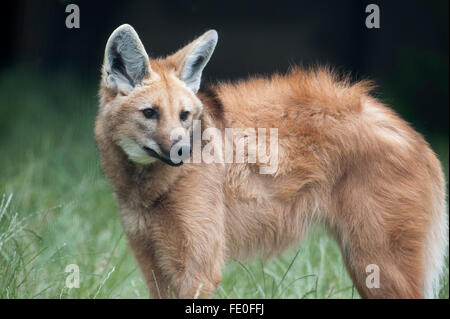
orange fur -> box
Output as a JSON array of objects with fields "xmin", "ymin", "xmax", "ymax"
[{"xmin": 95, "ymin": 27, "xmax": 448, "ymax": 298}]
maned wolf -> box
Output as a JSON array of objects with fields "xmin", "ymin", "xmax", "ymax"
[{"xmin": 95, "ymin": 24, "xmax": 448, "ymax": 298}]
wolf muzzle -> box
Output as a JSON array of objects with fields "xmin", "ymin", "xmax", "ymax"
[{"xmin": 142, "ymin": 144, "xmax": 191, "ymax": 167}]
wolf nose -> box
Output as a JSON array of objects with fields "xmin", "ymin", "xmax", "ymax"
[
  {"xmin": 159, "ymin": 146, "xmax": 171, "ymax": 159},
  {"xmin": 167, "ymin": 141, "xmax": 191, "ymax": 163},
  {"xmin": 175, "ymin": 142, "xmax": 192, "ymax": 159}
]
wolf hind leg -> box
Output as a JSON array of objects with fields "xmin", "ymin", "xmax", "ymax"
[{"xmin": 330, "ymin": 175, "xmax": 428, "ymax": 298}]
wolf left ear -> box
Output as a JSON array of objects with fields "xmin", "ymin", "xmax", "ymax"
[
  {"xmin": 169, "ymin": 30, "xmax": 218, "ymax": 93},
  {"xmin": 103, "ymin": 24, "xmax": 150, "ymax": 94}
]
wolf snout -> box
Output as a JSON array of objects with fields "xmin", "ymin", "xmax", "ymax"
[{"xmin": 143, "ymin": 140, "xmax": 191, "ymax": 167}]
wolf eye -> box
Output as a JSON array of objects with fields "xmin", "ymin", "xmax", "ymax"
[
  {"xmin": 142, "ymin": 108, "xmax": 157, "ymax": 119},
  {"xmin": 180, "ymin": 111, "xmax": 190, "ymax": 121}
]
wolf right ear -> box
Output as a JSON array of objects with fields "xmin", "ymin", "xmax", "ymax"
[
  {"xmin": 168, "ymin": 30, "xmax": 218, "ymax": 93},
  {"xmin": 103, "ymin": 24, "xmax": 150, "ymax": 94}
]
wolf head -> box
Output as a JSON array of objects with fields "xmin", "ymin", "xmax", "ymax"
[{"xmin": 99, "ymin": 24, "xmax": 218, "ymax": 166}]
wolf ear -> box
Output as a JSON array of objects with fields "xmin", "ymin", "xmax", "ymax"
[
  {"xmin": 103, "ymin": 24, "xmax": 150, "ymax": 94},
  {"xmin": 169, "ymin": 30, "xmax": 218, "ymax": 93}
]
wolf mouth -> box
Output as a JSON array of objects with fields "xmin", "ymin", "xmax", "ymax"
[{"xmin": 142, "ymin": 146, "xmax": 184, "ymax": 167}]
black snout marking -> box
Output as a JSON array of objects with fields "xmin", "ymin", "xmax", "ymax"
[{"xmin": 142, "ymin": 147, "xmax": 184, "ymax": 167}]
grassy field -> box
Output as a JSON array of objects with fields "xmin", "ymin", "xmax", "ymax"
[{"xmin": 0, "ymin": 68, "xmax": 448, "ymax": 299}]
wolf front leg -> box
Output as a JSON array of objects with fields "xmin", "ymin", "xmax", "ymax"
[
  {"xmin": 132, "ymin": 180, "xmax": 226, "ymax": 298},
  {"xmin": 156, "ymin": 166, "xmax": 226, "ymax": 298},
  {"xmin": 173, "ymin": 242, "xmax": 224, "ymax": 299},
  {"xmin": 128, "ymin": 236, "xmax": 172, "ymax": 298},
  {"xmin": 147, "ymin": 205, "xmax": 225, "ymax": 299}
]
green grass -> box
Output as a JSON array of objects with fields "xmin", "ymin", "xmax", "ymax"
[{"xmin": 0, "ymin": 68, "xmax": 448, "ymax": 299}]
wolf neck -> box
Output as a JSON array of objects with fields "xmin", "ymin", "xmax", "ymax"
[
  {"xmin": 198, "ymin": 86, "xmax": 225, "ymax": 129},
  {"xmin": 96, "ymin": 132, "xmax": 177, "ymax": 207}
]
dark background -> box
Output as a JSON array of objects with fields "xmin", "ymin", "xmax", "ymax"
[{"xmin": 1, "ymin": 0, "xmax": 449, "ymax": 136}]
